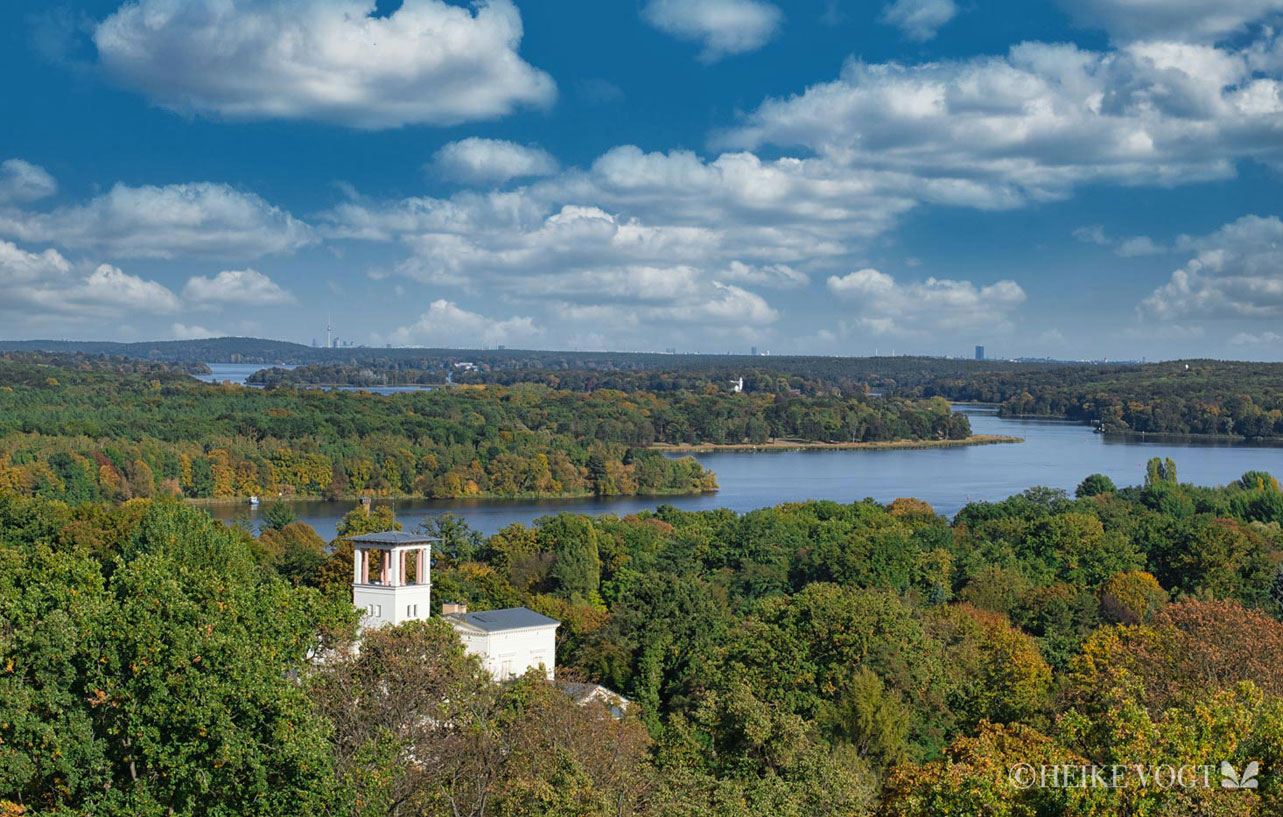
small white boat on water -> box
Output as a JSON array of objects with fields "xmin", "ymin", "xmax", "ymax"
[{"xmin": 248, "ymin": 495, "xmax": 260, "ymax": 506}]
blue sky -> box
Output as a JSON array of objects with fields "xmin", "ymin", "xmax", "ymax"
[{"xmin": 1, "ymin": 0, "xmax": 1281, "ymax": 360}]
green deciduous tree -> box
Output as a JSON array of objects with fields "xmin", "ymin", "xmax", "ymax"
[
  {"xmin": 335, "ymin": 503, "xmax": 401, "ymax": 537},
  {"xmin": 1075, "ymin": 472, "xmax": 1117, "ymax": 498},
  {"xmin": 822, "ymin": 667, "xmax": 910, "ymax": 770},
  {"xmin": 540, "ymin": 514, "xmax": 603, "ymax": 602},
  {"xmin": 0, "ymin": 499, "xmax": 351, "ymax": 815}
]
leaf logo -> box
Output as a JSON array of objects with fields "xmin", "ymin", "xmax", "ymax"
[{"xmin": 1221, "ymin": 761, "xmax": 1260, "ymax": 790}]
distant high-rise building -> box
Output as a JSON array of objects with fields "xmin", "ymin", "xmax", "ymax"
[
  {"xmin": 975, "ymin": 345, "xmax": 985, "ymax": 361},
  {"xmin": 750, "ymin": 346, "xmax": 758, "ymax": 356}
]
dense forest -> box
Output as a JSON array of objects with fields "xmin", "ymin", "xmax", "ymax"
[
  {"xmin": 10, "ymin": 336, "xmax": 1282, "ymax": 437},
  {"xmin": 906, "ymin": 360, "xmax": 1283, "ymax": 438},
  {"xmin": 255, "ymin": 354, "xmax": 1283, "ymax": 440},
  {"xmin": 0, "ymin": 354, "xmax": 972, "ymax": 504},
  {"xmin": 2, "ymin": 461, "xmax": 1281, "ymax": 815}
]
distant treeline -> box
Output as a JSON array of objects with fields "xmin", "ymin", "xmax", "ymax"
[
  {"xmin": 253, "ymin": 355, "xmax": 1283, "ymax": 439},
  {"xmin": 902, "ymin": 360, "xmax": 1283, "ymax": 438},
  {"xmin": 0, "ymin": 349, "xmax": 211, "ymax": 377},
  {"xmin": 242, "ymin": 351, "xmax": 1052, "ymax": 393},
  {"xmin": 9, "ymin": 339, "xmax": 1279, "ymax": 438},
  {"xmin": 250, "ymin": 362, "xmax": 854, "ymax": 396},
  {"xmin": 0, "ymin": 354, "xmax": 969, "ymax": 504},
  {"xmin": 0, "ymin": 336, "xmax": 1054, "ymax": 386}
]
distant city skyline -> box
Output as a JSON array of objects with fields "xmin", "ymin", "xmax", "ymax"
[{"xmin": 2, "ymin": 0, "xmax": 1282, "ymax": 359}]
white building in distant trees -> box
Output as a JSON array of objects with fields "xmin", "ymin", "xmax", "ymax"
[{"xmin": 349, "ymin": 531, "xmax": 559, "ymax": 681}]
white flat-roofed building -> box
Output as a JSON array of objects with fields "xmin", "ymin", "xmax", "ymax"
[
  {"xmin": 443, "ymin": 605, "xmax": 559, "ymax": 681},
  {"xmin": 349, "ymin": 531, "xmax": 437, "ymax": 629}
]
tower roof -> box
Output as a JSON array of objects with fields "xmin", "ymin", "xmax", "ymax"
[{"xmin": 346, "ymin": 530, "xmax": 439, "ymax": 550}]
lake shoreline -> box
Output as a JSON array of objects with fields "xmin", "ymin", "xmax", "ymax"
[
  {"xmin": 180, "ymin": 435, "xmax": 1021, "ymax": 508},
  {"xmin": 998, "ymin": 412, "xmax": 1283, "ymax": 446},
  {"xmin": 648, "ymin": 434, "xmax": 1023, "ymax": 454},
  {"xmin": 183, "ymin": 484, "xmax": 721, "ymax": 507},
  {"xmin": 195, "ymin": 407, "xmax": 1283, "ymax": 538}
]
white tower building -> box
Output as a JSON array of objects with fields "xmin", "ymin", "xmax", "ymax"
[
  {"xmin": 348, "ymin": 529, "xmax": 562, "ymax": 681},
  {"xmin": 349, "ymin": 531, "xmax": 437, "ymax": 629}
]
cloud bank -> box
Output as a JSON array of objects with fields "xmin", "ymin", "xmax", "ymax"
[
  {"xmin": 0, "ymin": 181, "xmax": 316, "ymax": 259},
  {"xmin": 1142, "ymin": 215, "xmax": 1283, "ymax": 319},
  {"xmin": 94, "ymin": 0, "xmax": 555, "ymax": 128},
  {"xmin": 642, "ymin": 0, "xmax": 783, "ymax": 61},
  {"xmin": 431, "ymin": 138, "xmax": 559, "ymax": 184}
]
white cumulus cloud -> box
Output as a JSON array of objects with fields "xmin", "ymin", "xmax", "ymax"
[
  {"xmin": 720, "ymin": 40, "xmax": 1283, "ymax": 201},
  {"xmin": 0, "ymin": 240, "xmax": 179, "ymax": 320},
  {"xmin": 322, "ymin": 180, "xmax": 793, "ymax": 342},
  {"xmin": 94, "ymin": 0, "xmax": 555, "ymax": 129},
  {"xmin": 431, "ymin": 138, "xmax": 559, "ymax": 184},
  {"xmin": 642, "ymin": 0, "xmax": 783, "ymax": 61},
  {"xmin": 1141, "ymin": 215, "xmax": 1283, "ymax": 319},
  {"xmin": 827, "ymin": 268, "xmax": 1027, "ymax": 335},
  {"xmin": 324, "ymin": 190, "xmax": 789, "ymax": 324},
  {"xmin": 0, "ymin": 239, "xmax": 70, "ymax": 283},
  {"xmin": 82, "ymin": 264, "xmax": 180, "ymax": 312},
  {"xmin": 646, "ymin": 281, "xmax": 778, "ymax": 325},
  {"xmin": 183, "ymin": 269, "xmax": 296, "ymax": 306},
  {"xmin": 1059, "ymin": 0, "xmax": 1283, "ymax": 44},
  {"xmin": 881, "ymin": 0, "xmax": 958, "ymax": 41},
  {"xmin": 384, "ymin": 299, "xmax": 541, "ymax": 347},
  {"xmin": 0, "ymin": 159, "xmax": 57, "ymax": 204},
  {"xmin": 0, "ymin": 182, "xmax": 316, "ymax": 259}
]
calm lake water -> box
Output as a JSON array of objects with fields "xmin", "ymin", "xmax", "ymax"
[
  {"xmin": 193, "ymin": 362, "xmax": 431, "ymax": 395},
  {"xmin": 203, "ymin": 405, "xmax": 1283, "ymax": 539},
  {"xmin": 193, "ymin": 363, "xmax": 279, "ymax": 384}
]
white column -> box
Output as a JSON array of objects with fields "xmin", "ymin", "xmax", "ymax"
[
  {"xmin": 388, "ymin": 549, "xmax": 400, "ymax": 586},
  {"xmin": 352, "ymin": 547, "xmax": 362, "ymax": 585},
  {"xmin": 416, "ymin": 548, "xmax": 425, "ymax": 584}
]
